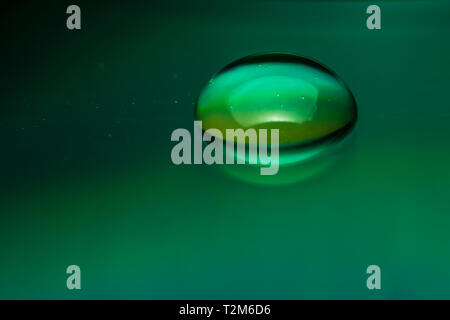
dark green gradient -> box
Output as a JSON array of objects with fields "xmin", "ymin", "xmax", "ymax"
[{"xmin": 1, "ymin": 0, "xmax": 450, "ymax": 299}]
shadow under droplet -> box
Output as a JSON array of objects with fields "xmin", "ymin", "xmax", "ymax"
[{"xmin": 218, "ymin": 133, "xmax": 357, "ymax": 186}]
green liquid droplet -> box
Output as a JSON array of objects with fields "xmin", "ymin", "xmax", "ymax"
[{"xmin": 195, "ymin": 53, "xmax": 357, "ymax": 179}]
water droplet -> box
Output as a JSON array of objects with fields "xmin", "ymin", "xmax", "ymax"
[{"xmin": 195, "ymin": 53, "xmax": 357, "ymax": 182}]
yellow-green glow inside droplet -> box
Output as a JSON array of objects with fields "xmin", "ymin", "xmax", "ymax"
[{"xmin": 195, "ymin": 53, "xmax": 357, "ymax": 167}]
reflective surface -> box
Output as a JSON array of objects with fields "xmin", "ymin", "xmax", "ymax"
[
  {"xmin": 2, "ymin": 0, "xmax": 450, "ymax": 299},
  {"xmin": 196, "ymin": 53, "xmax": 357, "ymax": 146},
  {"xmin": 196, "ymin": 53, "xmax": 357, "ymax": 169}
]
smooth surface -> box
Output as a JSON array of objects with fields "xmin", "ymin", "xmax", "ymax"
[
  {"xmin": 196, "ymin": 53, "xmax": 357, "ymax": 146},
  {"xmin": 2, "ymin": 0, "xmax": 450, "ymax": 299}
]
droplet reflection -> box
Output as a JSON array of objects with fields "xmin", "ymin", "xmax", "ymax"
[{"xmin": 195, "ymin": 53, "xmax": 357, "ymax": 184}]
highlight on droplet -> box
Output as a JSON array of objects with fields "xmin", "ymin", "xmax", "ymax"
[{"xmin": 170, "ymin": 52, "xmax": 357, "ymax": 183}]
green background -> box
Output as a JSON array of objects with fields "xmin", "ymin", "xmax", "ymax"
[{"xmin": 1, "ymin": 0, "xmax": 450, "ymax": 299}]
